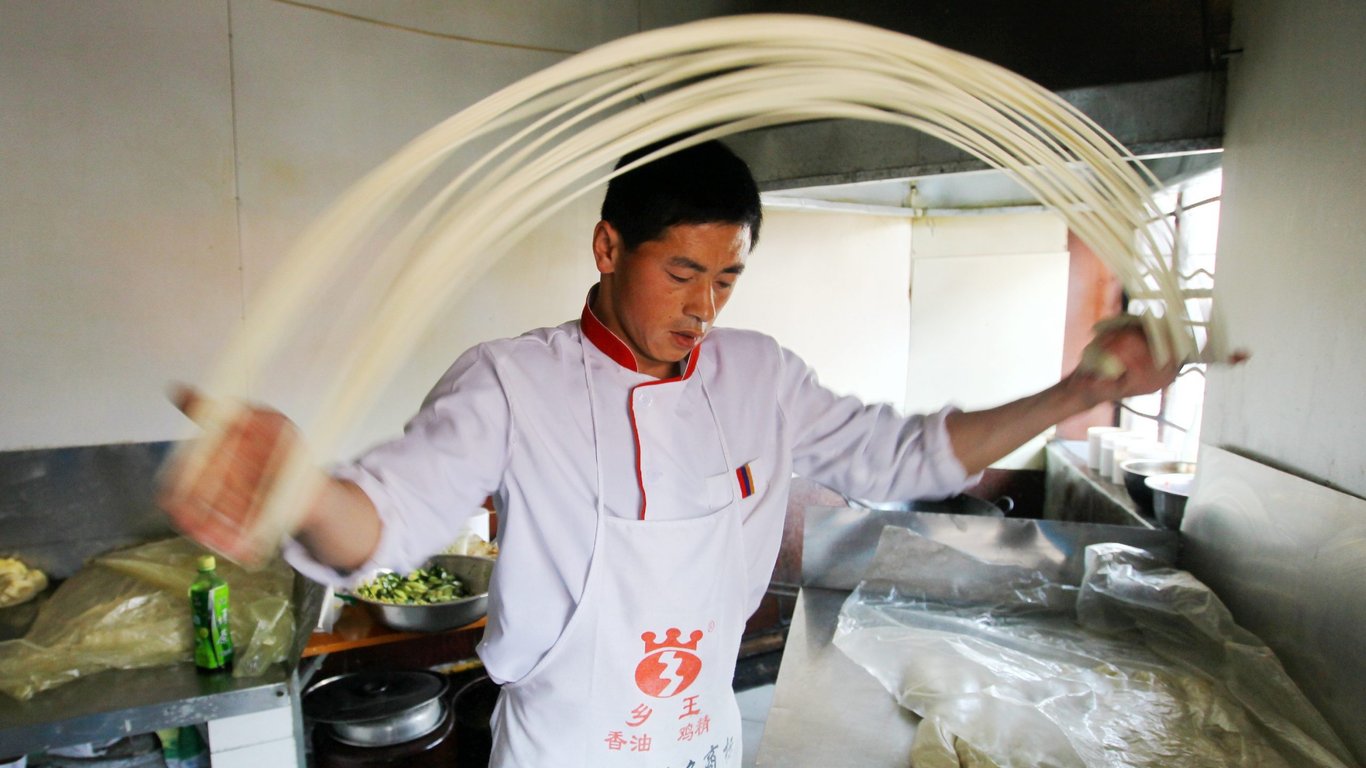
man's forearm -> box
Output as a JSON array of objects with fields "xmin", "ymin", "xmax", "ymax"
[
  {"xmin": 293, "ymin": 478, "xmax": 383, "ymax": 572},
  {"xmin": 943, "ymin": 318, "xmax": 1185, "ymax": 476},
  {"xmin": 944, "ymin": 375, "xmax": 1095, "ymax": 476}
]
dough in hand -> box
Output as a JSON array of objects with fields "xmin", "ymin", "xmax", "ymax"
[
  {"xmin": 1079, "ymin": 314, "xmax": 1156, "ymax": 379},
  {"xmin": 1079, "ymin": 344, "xmax": 1127, "ymax": 380}
]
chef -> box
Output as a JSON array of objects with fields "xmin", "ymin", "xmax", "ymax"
[{"xmin": 162, "ymin": 139, "xmax": 1177, "ymax": 768}]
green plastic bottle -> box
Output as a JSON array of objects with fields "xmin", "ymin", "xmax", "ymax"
[{"xmin": 189, "ymin": 555, "xmax": 234, "ymax": 673}]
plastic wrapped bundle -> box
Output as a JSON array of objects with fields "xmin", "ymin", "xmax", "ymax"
[
  {"xmin": 0, "ymin": 537, "xmax": 295, "ymax": 701},
  {"xmin": 834, "ymin": 532, "xmax": 1356, "ymax": 767}
]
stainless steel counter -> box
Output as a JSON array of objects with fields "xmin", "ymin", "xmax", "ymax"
[
  {"xmin": 0, "ymin": 441, "xmax": 324, "ymax": 760},
  {"xmin": 755, "ymin": 587, "xmax": 918, "ymax": 767},
  {"xmin": 1043, "ymin": 440, "xmax": 1157, "ymax": 528},
  {"xmin": 0, "ymin": 564, "xmax": 321, "ymax": 759},
  {"xmin": 1182, "ymin": 447, "xmax": 1366, "ymax": 764},
  {"xmin": 0, "ymin": 663, "xmax": 293, "ymax": 756}
]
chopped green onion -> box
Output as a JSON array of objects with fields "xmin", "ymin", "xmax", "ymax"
[{"xmin": 355, "ymin": 564, "xmax": 468, "ymax": 605}]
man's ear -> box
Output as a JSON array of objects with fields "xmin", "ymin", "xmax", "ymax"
[{"xmin": 593, "ymin": 220, "xmax": 623, "ymax": 275}]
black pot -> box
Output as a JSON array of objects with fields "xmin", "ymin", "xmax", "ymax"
[
  {"xmin": 911, "ymin": 493, "xmax": 1014, "ymax": 517},
  {"xmin": 452, "ymin": 675, "xmax": 500, "ymax": 768},
  {"xmin": 848, "ymin": 493, "xmax": 1013, "ymax": 516}
]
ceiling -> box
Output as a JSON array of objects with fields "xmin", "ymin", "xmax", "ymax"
[
  {"xmin": 723, "ymin": 0, "xmax": 1233, "ymax": 210},
  {"xmin": 691, "ymin": 0, "xmax": 1234, "ymax": 91}
]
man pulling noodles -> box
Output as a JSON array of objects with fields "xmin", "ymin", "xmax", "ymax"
[{"xmin": 162, "ymin": 139, "xmax": 1177, "ymax": 767}]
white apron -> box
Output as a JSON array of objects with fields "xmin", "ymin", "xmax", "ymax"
[{"xmin": 489, "ymin": 337, "xmax": 748, "ymax": 768}]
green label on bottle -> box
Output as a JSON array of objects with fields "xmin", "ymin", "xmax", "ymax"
[{"xmin": 191, "ymin": 582, "xmax": 234, "ymax": 670}]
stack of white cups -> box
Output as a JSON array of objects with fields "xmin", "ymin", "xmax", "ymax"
[
  {"xmin": 1087, "ymin": 426, "xmax": 1124, "ymax": 472},
  {"xmin": 1088, "ymin": 426, "xmax": 1179, "ymax": 484},
  {"xmin": 1100, "ymin": 432, "xmax": 1144, "ymax": 479}
]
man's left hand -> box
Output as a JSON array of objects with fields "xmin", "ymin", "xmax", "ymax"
[{"xmin": 1071, "ymin": 318, "xmax": 1182, "ymax": 407}]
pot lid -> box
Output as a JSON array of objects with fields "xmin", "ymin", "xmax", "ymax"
[{"xmin": 304, "ymin": 670, "xmax": 448, "ymax": 724}]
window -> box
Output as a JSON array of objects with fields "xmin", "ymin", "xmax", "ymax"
[{"xmin": 1121, "ymin": 166, "xmax": 1222, "ymax": 461}]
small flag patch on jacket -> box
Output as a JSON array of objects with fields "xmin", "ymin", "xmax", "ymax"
[{"xmin": 735, "ymin": 463, "xmax": 756, "ymax": 499}]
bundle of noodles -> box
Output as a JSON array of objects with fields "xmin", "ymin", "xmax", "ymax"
[{"xmin": 170, "ymin": 15, "xmax": 1200, "ymax": 562}]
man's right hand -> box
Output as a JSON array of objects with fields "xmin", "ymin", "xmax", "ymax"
[
  {"xmin": 159, "ymin": 387, "xmax": 383, "ymax": 571},
  {"xmin": 158, "ymin": 387, "xmax": 307, "ymax": 564}
]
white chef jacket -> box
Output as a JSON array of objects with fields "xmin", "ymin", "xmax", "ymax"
[{"xmin": 285, "ymin": 293, "xmax": 974, "ymax": 685}]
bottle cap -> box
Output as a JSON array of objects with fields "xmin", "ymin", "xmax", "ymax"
[{"xmin": 197, "ymin": 555, "xmax": 216, "ymax": 572}]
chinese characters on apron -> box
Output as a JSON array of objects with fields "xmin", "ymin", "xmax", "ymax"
[{"xmin": 490, "ymin": 337, "xmax": 747, "ymax": 768}]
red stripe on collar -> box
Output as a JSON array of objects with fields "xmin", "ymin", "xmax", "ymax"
[
  {"xmin": 581, "ymin": 292, "xmax": 637, "ymax": 371},
  {"xmin": 581, "ymin": 288, "xmax": 700, "ymax": 380}
]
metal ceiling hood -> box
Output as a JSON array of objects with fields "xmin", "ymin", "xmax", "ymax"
[
  {"xmin": 665, "ymin": 0, "xmax": 1233, "ymax": 91},
  {"xmin": 695, "ymin": 0, "xmax": 1231, "ymax": 191},
  {"xmin": 735, "ymin": 70, "xmax": 1225, "ymax": 193}
]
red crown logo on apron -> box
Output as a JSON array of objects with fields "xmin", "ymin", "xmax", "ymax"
[{"xmin": 633, "ymin": 628, "xmax": 705, "ymax": 698}]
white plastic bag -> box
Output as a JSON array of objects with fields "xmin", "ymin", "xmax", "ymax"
[{"xmin": 834, "ymin": 530, "xmax": 1356, "ymax": 767}]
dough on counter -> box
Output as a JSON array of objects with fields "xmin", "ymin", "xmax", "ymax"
[{"xmin": 0, "ymin": 558, "xmax": 48, "ymax": 608}]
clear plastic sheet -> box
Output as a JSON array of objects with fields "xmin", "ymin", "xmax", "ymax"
[
  {"xmin": 834, "ymin": 529, "xmax": 1358, "ymax": 767},
  {"xmin": 0, "ymin": 537, "xmax": 295, "ymax": 701}
]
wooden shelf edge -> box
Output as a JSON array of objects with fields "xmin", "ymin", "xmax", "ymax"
[{"xmin": 302, "ymin": 604, "xmax": 487, "ymax": 657}]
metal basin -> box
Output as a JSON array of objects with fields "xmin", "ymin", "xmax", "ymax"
[
  {"xmin": 1145, "ymin": 473, "xmax": 1196, "ymax": 529},
  {"xmin": 1121, "ymin": 459, "xmax": 1196, "ymax": 515},
  {"xmin": 351, "ymin": 554, "xmax": 493, "ymax": 632},
  {"xmin": 305, "ymin": 670, "xmax": 449, "ymax": 747}
]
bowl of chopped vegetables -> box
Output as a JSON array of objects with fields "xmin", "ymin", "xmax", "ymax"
[{"xmin": 351, "ymin": 554, "xmax": 494, "ymax": 632}]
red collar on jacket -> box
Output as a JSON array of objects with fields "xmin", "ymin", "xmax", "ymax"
[{"xmin": 581, "ymin": 287, "xmax": 700, "ymax": 380}]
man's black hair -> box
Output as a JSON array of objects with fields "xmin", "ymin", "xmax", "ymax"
[{"xmin": 600, "ymin": 138, "xmax": 762, "ymax": 252}]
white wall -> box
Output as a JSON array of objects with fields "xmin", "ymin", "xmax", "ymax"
[
  {"xmin": 1202, "ymin": 0, "xmax": 1366, "ymax": 497},
  {"xmin": 0, "ymin": 0, "xmax": 626, "ymax": 454},
  {"xmin": 223, "ymin": 0, "xmax": 595, "ymax": 458},
  {"xmin": 0, "ymin": 0, "xmax": 918, "ymax": 460},
  {"xmin": 904, "ymin": 213, "xmax": 1070, "ymax": 468},
  {"xmin": 1, "ymin": 2, "xmax": 240, "ymax": 449},
  {"xmin": 721, "ymin": 210, "xmax": 912, "ymax": 410}
]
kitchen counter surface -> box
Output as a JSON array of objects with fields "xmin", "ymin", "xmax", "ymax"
[
  {"xmin": 0, "ymin": 441, "xmax": 312, "ymax": 758},
  {"xmin": 1043, "ymin": 440, "xmax": 1160, "ymax": 528},
  {"xmin": 0, "ymin": 662, "xmax": 292, "ymax": 757},
  {"xmin": 0, "ymin": 552, "xmax": 322, "ymax": 760},
  {"xmin": 0, "ymin": 589, "xmax": 492, "ymax": 759},
  {"xmin": 755, "ymin": 586, "xmax": 918, "ymax": 767}
]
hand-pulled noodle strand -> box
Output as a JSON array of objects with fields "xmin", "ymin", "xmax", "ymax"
[{"xmin": 174, "ymin": 15, "xmax": 1196, "ymax": 560}]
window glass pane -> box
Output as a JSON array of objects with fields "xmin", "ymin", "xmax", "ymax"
[{"xmin": 1120, "ymin": 163, "xmax": 1221, "ymax": 462}]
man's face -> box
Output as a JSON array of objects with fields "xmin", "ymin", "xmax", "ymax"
[{"xmin": 593, "ymin": 221, "xmax": 751, "ymax": 378}]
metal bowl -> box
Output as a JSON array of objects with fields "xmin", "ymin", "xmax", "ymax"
[
  {"xmin": 1120, "ymin": 459, "xmax": 1196, "ymax": 516},
  {"xmin": 1145, "ymin": 473, "xmax": 1196, "ymax": 530},
  {"xmin": 351, "ymin": 554, "xmax": 493, "ymax": 632}
]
